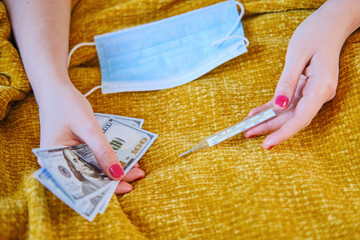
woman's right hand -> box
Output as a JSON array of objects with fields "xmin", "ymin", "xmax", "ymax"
[{"xmin": 37, "ymin": 78, "xmax": 145, "ymax": 194}]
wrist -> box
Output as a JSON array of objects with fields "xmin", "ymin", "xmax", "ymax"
[
  {"xmin": 320, "ymin": 0, "xmax": 360, "ymax": 44},
  {"xmin": 31, "ymin": 74, "xmax": 76, "ymax": 107},
  {"xmin": 339, "ymin": 0, "xmax": 360, "ymax": 35}
]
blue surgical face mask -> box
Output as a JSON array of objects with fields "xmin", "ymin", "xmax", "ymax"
[{"xmin": 68, "ymin": 0, "xmax": 249, "ymax": 95}]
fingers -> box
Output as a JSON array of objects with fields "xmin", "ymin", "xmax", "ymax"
[
  {"xmin": 245, "ymin": 77, "xmax": 333, "ymax": 149},
  {"xmin": 115, "ymin": 182, "xmax": 133, "ymax": 194},
  {"xmin": 122, "ymin": 167, "xmax": 145, "ymax": 182},
  {"xmin": 244, "ymin": 101, "xmax": 275, "ymax": 138},
  {"xmin": 273, "ymin": 47, "xmax": 310, "ymax": 111},
  {"xmin": 79, "ymin": 120, "xmax": 145, "ymax": 193},
  {"xmin": 244, "ymin": 110, "xmax": 292, "ymax": 138},
  {"xmin": 244, "ymin": 72, "xmax": 333, "ymax": 148},
  {"xmin": 262, "ymin": 90, "xmax": 325, "ymax": 149},
  {"xmin": 244, "ymin": 75, "xmax": 307, "ymax": 138},
  {"xmin": 115, "ymin": 168, "xmax": 145, "ymax": 194},
  {"xmin": 77, "ymin": 120, "xmax": 124, "ymax": 181},
  {"xmin": 247, "ymin": 100, "xmax": 272, "ymax": 117}
]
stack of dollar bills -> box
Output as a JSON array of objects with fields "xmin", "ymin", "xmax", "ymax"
[{"xmin": 33, "ymin": 113, "xmax": 157, "ymax": 221}]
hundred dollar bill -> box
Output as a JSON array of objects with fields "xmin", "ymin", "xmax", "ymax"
[
  {"xmin": 33, "ymin": 116, "xmax": 157, "ymax": 221},
  {"xmin": 35, "ymin": 145, "xmax": 67, "ymax": 167},
  {"xmin": 33, "ymin": 147, "xmax": 113, "ymax": 202},
  {"xmin": 73, "ymin": 118, "xmax": 157, "ymax": 175},
  {"xmin": 98, "ymin": 181, "xmax": 118, "ymax": 214},
  {"xmin": 101, "ymin": 118, "xmax": 157, "ymax": 175},
  {"xmin": 37, "ymin": 113, "xmax": 145, "ymax": 167},
  {"xmin": 34, "ymin": 167, "xmax": 116, "ymax": 221},
  {"xmin": 95, "ymin": 113, "xmax": 144, "ymax": 128}
]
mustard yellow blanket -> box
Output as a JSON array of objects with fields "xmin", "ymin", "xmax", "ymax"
[{"xmin": 1, "ymin": 0, "xmax": 360, "ymax": 239}]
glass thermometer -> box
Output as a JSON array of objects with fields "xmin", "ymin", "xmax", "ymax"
[{"xmin": 179, "ymin": 97, "xmax": 299, "ymax": 157}]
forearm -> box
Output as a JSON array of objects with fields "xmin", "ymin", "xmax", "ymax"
[
  {"xmin": 4, "ymin": 0, "xmax": 72, "ymax": 103},
  {"xmin": 311, "ymin": 0, "xmax": 360, "ymax": 46},
  {"xmin": 329, "ymin": 0, "xmax": 360, "ymax": 36}
]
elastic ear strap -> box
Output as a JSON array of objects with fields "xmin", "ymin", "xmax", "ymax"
[
  {"xmin": 67, "ymin": 42, "xmax": 95, "ymax": 68},
  {"xmin": 84, "ymin": 85, "xmax": 102, "ymax": 97},
  {"xmin": 212, "ymin": 35, "xmax": 249, "ymax": 47},
  {"xmin": 67, "ymin": 42, "xmax": 101, "ymax": 97},
  {"xmin": 224, "ymin": 1, "xmax": 245, "ymax": 39},
  {"xmin": 236, "ymin": 1, "xmax": 245, "ymax": 21},
  {"xmin": 211, "ymin": 1, "xmax": 248, "ymax": 47}
]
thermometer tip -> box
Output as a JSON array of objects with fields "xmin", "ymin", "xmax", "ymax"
[{"xmin": 179, "ymin": 149, "xmax": 193, "ymax": 157}]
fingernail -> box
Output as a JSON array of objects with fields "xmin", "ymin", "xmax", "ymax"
[
  {"xmin": 267, "ymin": 146, "xmax": 274, "ymax": 150},
  {"xmin": 247, "ymin": 135, "xmax": 255, "ymax": 139},
  {"xmin": 109, "ymin": 164, "xmax": 124, "ymax": 178},
  {"xmin": 275, "ymin": 95, "xmax": 289, "ymax": 108}
]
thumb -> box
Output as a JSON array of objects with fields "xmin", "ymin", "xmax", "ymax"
[
  {"xmin": 80, "ymin": 124, "xmax": 124, "ymax": 180},
  {"xmin": 273, "ymin": 51, "xmax": 308, "ymax": 110}
]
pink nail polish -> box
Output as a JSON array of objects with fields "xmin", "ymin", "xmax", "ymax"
[
  {"xmin": 275, "ymin": 95, "xmax": 289, "ymax": 108},
  {"xmin": 109, "ymin": 164, "xmax": 124, "ymax": 178}
]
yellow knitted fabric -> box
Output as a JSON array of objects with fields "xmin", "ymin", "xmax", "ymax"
[
  {"xmin": 0, "ymin": 2, "xmax": 31, "ymax": 120},
  {"xmin": 1, "ymin": 0, "xmax": 360, "ymax": 239}
]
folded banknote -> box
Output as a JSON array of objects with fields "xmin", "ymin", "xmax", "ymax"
[{"xmin": 33, "ymin": 113, "xmax": 157, "ymax": 221}]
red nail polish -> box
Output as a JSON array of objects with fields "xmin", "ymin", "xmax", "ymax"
[
  {"xmin": 267, "ymin": 146, "xmax": 274, "ymax": 150},
  {"xmin": 247, "ymin": 135, "xmax": 255, "ymax": 139},
  {"xmin": 109, "ymin": 164, "xmax": 124, "ymax": 178},
  {"xmin": 275, "ymin": 95, "xmax": 289, "ymax": 108}
]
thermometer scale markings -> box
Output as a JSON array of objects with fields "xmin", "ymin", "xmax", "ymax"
[{"xmin": 206, "ymin": 108, "xmax": 276, "ymax": 147}]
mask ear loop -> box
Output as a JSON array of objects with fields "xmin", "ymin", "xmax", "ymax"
[
  {"xmin": 67, "ymin": 42, "xmax": 95, "ymax": 68},
  {"xmin": 211, "ymin": 1, "xmax": 249, "ymax": 48},
  {"xmin": 212, "ymin": 35, "xmax": 249, "ymax": 47},
  {"xmin": 67, "ymin": 42, "xmax": 102, "ymax": 97}
]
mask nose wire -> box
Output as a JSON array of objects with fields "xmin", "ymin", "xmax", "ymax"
[
  {"xmin": 211, "ymin": 1, "xmax": 249, "ymax": 48},
  {"xmin": 67, "ymin": 42, "xmax": 102, "ymax": 97}
]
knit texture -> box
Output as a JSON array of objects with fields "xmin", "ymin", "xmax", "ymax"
[
  {"xmin": 1, "ymin": 0, "xmax": 360, "ymax": 239},
  {"xmin": 0, "ymin": 2, "xmax": 31, "ymax": 120}
]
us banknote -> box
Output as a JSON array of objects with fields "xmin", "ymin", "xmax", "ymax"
[
  {"xmin": 94, "ymin": 113, "xmax": 144, "ymax": 128},
  {"xmin": 34, "ymin": 168, "xmax": 117, "ymax": 221},
  {"xmin": 33, "ymin": 113, "xmax": 157, "ymax": 221}
]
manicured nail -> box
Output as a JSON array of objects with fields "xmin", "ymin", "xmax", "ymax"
[
  {"xmin": 109, "ymin": 164, "xmax": 124, "ymax": 178},
  {"xmin": 267, "ymin": 146, "xmax": 274, "ymax": 150},
  {"xmin": 275, "ymin": 95, "xmax": 289, "ymax": 108},
  {"xmin": 247, "ymin": 135, "xmax": 255, "ymax": 139}
]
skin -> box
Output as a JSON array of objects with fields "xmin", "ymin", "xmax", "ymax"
[
  {"xmin": 3, "ymin": 0, "xmax": 144, "ymax": 194},
  {"xmin": 4, "ymin": 0, "xmax": 360, "ymax": 189},
  {"xmin": 244, "ymin": 0, "xmax": 360, "ymax": 149}
]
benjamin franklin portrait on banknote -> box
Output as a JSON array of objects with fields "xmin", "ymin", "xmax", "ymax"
[{"xmin": 62, "ymin": 149, "xmax": 109, "ymax": 204}]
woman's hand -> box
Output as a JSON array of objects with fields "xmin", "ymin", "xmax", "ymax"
[
  {"xmin": 37, "ymin": 79, "xmax": 145, "ymax": 194},
  {"xmin": 244, "ymin": 0, "xmax": 360, "ymax": 149},
  {"xmin": 4, "ymin": 0, "xmax": 146, "ymax": 194}
]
